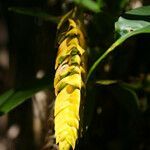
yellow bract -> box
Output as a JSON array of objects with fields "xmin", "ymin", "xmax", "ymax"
[
  {"xmin": 68, "ymin": 19, "xmax": 77, "ymax": 28},
  {"xmin": 54, "ymin": 18, "xmax": 86, "ymax": 150}
]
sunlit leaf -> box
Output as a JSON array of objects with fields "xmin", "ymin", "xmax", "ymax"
[
  {"xmin": 115, "ymin": 17, "xmax": 150, "ymax": 36},
  {"xmin": 74, "ymin": 0, "xmax": 101, "ymax": 13},
  {"xmin": 87, "ymin": 14, "xmax": 150, "ymax": 81},
  {"xmin": 125, "ymin": 5, "xmax": 150, "ymax": 16},
  {"xmin": 96, "ymin": 80, "xmax": 118, "ymax": 85},
  {"xmin": 96, "ymin": 80, "xmax": 142, "ymax": 90},
  {"xmin": 0, "ymin": 77, "xmax": 51, "ymax": 115}
]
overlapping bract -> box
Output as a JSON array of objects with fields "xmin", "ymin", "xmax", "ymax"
[{"xmin": 54, "ymin": 18, "xmax": 86, "ymax": 150}]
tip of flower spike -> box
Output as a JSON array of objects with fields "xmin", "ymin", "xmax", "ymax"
[
  {"xmin": 55, "ymin": 127, "xmax": 77, "ymax": 150},
  {"xmin": 59, "ymin": 141, "xmax": 71, "ymax": 150},
  {"xmin": 66, "ymin": 28, "xmax": 80, "ymax": 37},
  {"xmin": 68, "ymin": 19, "xmax": 77, "ymax": 28}
]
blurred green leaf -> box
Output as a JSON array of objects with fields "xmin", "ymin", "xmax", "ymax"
[
  {"xmin": 121, "ymin": 82, "xmax": 142, "ymax": 91},
  {"xmin": 119, "ymin": 0, "xmax": 129, "ymax": 9},
  {"xmin": 74, "ymin": 0, "xmax": 101, "ymax": 13},
  {"xmin": 96, "ymin": 80, "xmax": 142, "ymax": 90},
  {"xmin": 97, "ymin": 80, "xmax": 138, "ymax": 112},
  {"xmin": 96, "ymin": 80, "xmax": 118, "ymax": 85},
  {"xmin": 9, "ymin": 7, "xmax": 59, "ymax": 23},
  {"xmin": 125, "ymin": 5, "xmax": 150, "ymax": 16},
  {"xmin": 87, "ymin": 15, "xmax": 150, "ymax": 81},
  {"xmin": 110, "ymin": 84, "xmax": 139, "ymax": 118},
  {"xmin": 0, "ymin": 90, "xmax": 14, "ymax": 106},
  {"xmin": 0, "ymin": 77, "xmax": 51, "ymax": 115}
]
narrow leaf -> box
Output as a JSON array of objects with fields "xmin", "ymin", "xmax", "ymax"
[
  {"xmin": 96, "ymin": 80, "xmax": 118, "ymax": 85},
  {"xmin": 96, "ymin": 80, "xmax": 142, "ymax": 90},
  {"xmin": 0, "ymin": 77, "xmax": 51, "ymax": 115},
  {"xmin": 74, "ymin": 0, "xmax": 101, "ymax": 13},
  {"xmin": 8, "ymin": 7, "xmax": 59, "ymax": 23},
  {"xmin": 125, "ymin": 5, "xmax": 150, "ymax": 16},
  {"xmin": 87, "ymin": 24, "xmax": 150, "ymax": 81},
  {"xmin": 110, "ymin": 84, "xmax": 139, "ymax": 116}
]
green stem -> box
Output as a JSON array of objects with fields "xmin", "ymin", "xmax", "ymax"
[
  {"xmin": 87, "ymin": 25, "xmax": 150, "ymax": 82},
  {"xmin": 87, "ymin": 38, "xmax": 122, "ymax": 81}
]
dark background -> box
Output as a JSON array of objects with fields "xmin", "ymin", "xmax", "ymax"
[{"xmin": 0, "ymin": 0, "xmax": 150, "ymax": 150}]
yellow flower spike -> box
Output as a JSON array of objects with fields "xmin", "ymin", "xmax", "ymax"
[
  {"xmin": 55, "ymin": 116, "xmax": 79, "ymax": 130},
  {"xmin": 55, "ymin": 65, "xmax": 83, "ymax": 87},
  {"xmin": 55, "ymin": 46, "xmax": 83, "ymax": 69},
  {"xmin": 66, "ymin": 27, "xmax": 82, "ymax": 37},
  {"xmin": 54, "ymin": 64, "xmax": 69, "ymax": 86},
  {"xmin": 55, "ymin": 87, "xmax": 80, "ymax": 118},
  {"xmin": 76, "ymin": 44, "xmax": 85, "ymax": 55},
  {"xmin": 55, "ymin": 74, "xmax": 82, "ymax": 92},
  {"xmin": 55, "ymin": 108, "xmax": 79, "ymax": 122},
  {"xmin": 55, "ymin": 38, "xmax": 85, "ymax": 68},
  {"xmin": 67, "ymin": 38, "xmax": 85, "ymax": 55},
  {"xmin": 80, "ymin": 66, "xmax": 86, "ymax": 74},
  {"xmin": 66, "ymin": 135, "xmax": 76, "ymax": 149},
  {"xmin": 56, "ymin": 43, "xmax": 84, "ymax": 59},
  {"xmin": 70, "ymin": 54, "xmax": 81, "ymax": 65},
  {"xmin": 58, "ymin": 38, "xmax": 68, "ymax": 54},
  {"xmin": 54, "ymin": 100, "xmax": 70, "ymax": 116},
  {"xmin": 56, "ymin": 125, "xmax": 78, "ymax": 149},
  {"xmin": 69, "ymin": 66, "xmax": 81, "ymax": 74},
  {"xmin": 55, "ymin": 82, "xmax": 67, "ymax": 96},
  {"xmin": 54, "ymin": 14, "xmax": 86, "ymax": 150},
  {"xmin": 55, "ymin": 39, "xmax": 68, "ymax": 69},
  {"xmin": 59, "ymin": 141, "xmax": 70, "ymax": 150},
  {"xmin": 55, "ymin": 111, "xmax": 79, "ymax": 128},
  {"xmin": 67, "ymin": 37, "xmax": 79, "ymax": 45},
  {"xmin": 68, "ymin": 19, "xmax": 77, "ymax": 28},
  {"xmin": 66, "ymin": 27, "xmax": 85, "ymax": 47},
  {"xmin": 55, "ymin": 124, "xmax": 77, "ymax": 137}
]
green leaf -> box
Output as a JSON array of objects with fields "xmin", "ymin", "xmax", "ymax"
[
  {"xmin": 110, "ymin": 84, "xmax": 139, "ymax": 118},
  {"xmin": 115, "ymin": 17, "xmax": 150, "ymax": 36},
  {"xmin": 0, "ymin": 77, "xmax": 51, "ymax": 115},
  {"xmin": 0, "ymin": 90, "xmax": 14, "ymax": 106},
  {"xmin": 96, "ymin": 80, "xmax": 118, "ymax": 85},
  {"xmin": 74, "ymin": 0, "xmax": 101, "ymax": 13},
  {"xmin": 121, "ymin": 82, "xmax": 142, "ymax": 91},
  {"xmin": 96, "ymin": 80, "xmax": 142, "ymax": 90},
  {"xmin": 97, "ymin": 82, "xmax": 139, "ymax": 115},
  {"xmin": 8, "ymin": 7, "xmax": 59, "ymax": 23},
  {"xmin": 96, "ymin": 82, "xmax": 139, "ymax": 112},
  {"xmin": 87, "ymin": 16, "xmax": 150, "ymax": 81},
  {"xmin": 125, "ymin": 5, "xmax": 150, "ymax": 16}
]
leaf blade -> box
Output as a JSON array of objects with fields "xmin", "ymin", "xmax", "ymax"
[
  {"xmin": 0, "ymin": 77, "xmax": 51, "ymax": 115},
  {"xmin": 8, "ymin": 7, "xmax": 59, "ymax": 23},
  {"xmin": 87, "ymin": 22, "xmax": 150, "ymax": 81},
  {"xmin": 115, "ymin": 17, "xmax": 150, "ymax": 36},
  {"xmin": 96, "ymin": 80, "xmax": 118, "ymax": 85},
  {"xmin": 125, "ymin": 5, "xmax": 150, "ymax": 16},
  {"xmin": 74, "ymin": 0, "xmax": 101, "ymax": 13}
]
